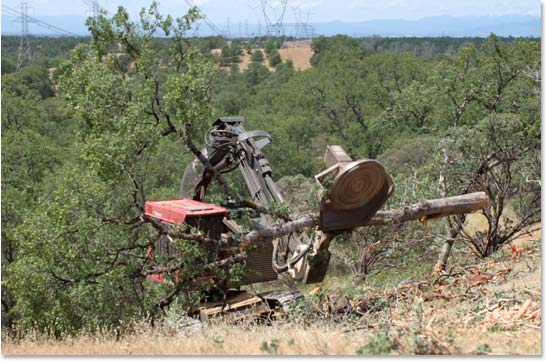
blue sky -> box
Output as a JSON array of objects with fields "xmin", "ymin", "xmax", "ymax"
[{"xmin": 2, "ymin": 0, "xmax": 541, "ymax": 23}]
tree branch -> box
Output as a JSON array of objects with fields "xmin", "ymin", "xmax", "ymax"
[{"xmin": 243, "ymin": 192, "xmax": 488, "ymax": 245}]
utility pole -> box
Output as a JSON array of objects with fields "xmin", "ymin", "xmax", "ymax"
[{"xmin": 16, "ymin": 1, "xmax": 32, "ymax": 72}]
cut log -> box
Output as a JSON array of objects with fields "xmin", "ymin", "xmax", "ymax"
[
  {"xmin": 243, "ymin": 192, "xmax": 488, "ymax": 244},
  {"xmin": 367, "ymin": 191, "xmax": 489, "ymax": 226}
]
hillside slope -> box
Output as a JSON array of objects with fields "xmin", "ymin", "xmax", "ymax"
[{"xmin": 3, "ymin": 226, "xmax": 540, "ymax": 355}]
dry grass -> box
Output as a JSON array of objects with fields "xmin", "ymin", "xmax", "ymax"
[
  {"xmin": 2, "ymin": 323, "xmax": 371, "ymax": 355},
  {"xmin": 3, "ymin": 224, "xmax": 540, "ymax": 356},
  {"xmin": 212, "ymin": 40, "xmax": 313, "ymax": 72},
  {"xmin": 418, "ymin": 224, "xmax": 541, "ymax": 355},
  {"xmin": 237, "ymin": 48, "xmax": 271, "ymax": 71},
  {"xmin": 279, "ymin": 40, "xmax": 313, "ymax": 71}
]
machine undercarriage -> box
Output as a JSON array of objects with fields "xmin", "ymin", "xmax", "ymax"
[{"xmin": 145, "ymin": 116, "xmax": 394, "ymax": 322}]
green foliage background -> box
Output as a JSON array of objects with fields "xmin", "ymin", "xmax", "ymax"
[{"xmin": 1, "ymin": 2, "xmax": 540, "ymax": 337}]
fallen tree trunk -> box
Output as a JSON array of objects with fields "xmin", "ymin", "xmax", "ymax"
[
  {"xmin": 243, "ymin": 192, "xmax": 488, "ymax": 244},
  {"xmin": 366, "ymin": 191, "xmax": 489, "ymax": 226}
]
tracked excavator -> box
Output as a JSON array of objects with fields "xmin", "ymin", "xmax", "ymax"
[{"xmin": 144, "ymin": 116, "xmax": 394, "ymax": 321}]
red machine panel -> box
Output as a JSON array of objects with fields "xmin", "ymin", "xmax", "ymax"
[
  {"xmin": 144, "ymin": 198, "xmax": 226, "ymax": 224},
  {"xmin": 144, "ymin": 198, "xmax": 226, "ymax": 284}
]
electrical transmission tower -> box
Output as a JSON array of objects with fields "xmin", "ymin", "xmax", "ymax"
[
  {"xmin": 81, "ymin": 0, "xmax": 100, "ymax": 20},
  {"xmin": 289, "ymin": 6, "xmax": 314, "ymax": 39},
  {"xmin": 300, "ymin": 11, "xmax": 315, "ymax": 39},
  {"xmin": 248, "ymin": 3, "xmax": 262, "ymax": 36},
  {"xmin": 16, "ymin": 2, "xmax": 32, "ymax": 71},
  {"xmin": 2, "ymin": 3, "xmax": 79, "ymax": 39},
  {"xmin": 259, "ymin": 0, "xmax": 288, "ymax": 37},
  {"xmin": 92, "ymin": 0, "xmax": 99, "ymax": 20}
]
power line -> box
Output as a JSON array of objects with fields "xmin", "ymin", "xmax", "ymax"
[
  {"xmin": 290, "ymin": 6, "xmax": 314, "ymax": 39},
  {"xmin": 80, "ymin": 0, "xmax": 101, "ymax": 21},
  {"xmin": 248, "ymin": 3, "xmax": 263, "ymax": 37},
  {"xmin": 2, "ymin": 4, "xmax": 79, "ymax": 37},
  {"xmin": 183, "ymin": 0, "xmax": 224, "ymax": 37},
  {"xmin": 259, "ymin": 0, "xmax": 288, "ymax": 37}
]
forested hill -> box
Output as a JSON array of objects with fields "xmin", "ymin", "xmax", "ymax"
[
  {"xmin": 1, "ymin": 34, "xmax": 539, "ymax": 68},
  {"xmin": 1, "ymin": 18, "xmax": 540, "ymax": 343}
]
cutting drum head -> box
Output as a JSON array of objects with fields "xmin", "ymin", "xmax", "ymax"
[{"xmin": 329, "ymin": 160, "xmax": 387, "ymax": 210}]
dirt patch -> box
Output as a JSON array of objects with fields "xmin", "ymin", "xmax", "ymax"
[
  {"xmin": 212, "ymin": 40, "xmax": 313, "ymax": 72},
  {"xmin": 279, "ymin": 40, "xmax": 313, "ymax": 71},
  {"xmin": 241, "ymin": 48, "xmax": 272, "ymax": 71},
  {"xmin": 278, "ymin": 47, "xmax": 313, "ymax": 71}
]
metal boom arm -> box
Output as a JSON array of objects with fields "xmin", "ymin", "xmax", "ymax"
[{"xmin": 180, "ymin": 117, "xmax": 283, "ymax": 209}]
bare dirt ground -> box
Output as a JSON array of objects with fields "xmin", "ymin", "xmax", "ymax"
[
  {"xmin": 279, "ymin": 40, "xmax": 313, "ymax": 71},
  {"xmin": 2, "ymin": 224, "xmax": 540, "ymax": 355},
  {"xmin": 237, "ymin": 48, "xmax": 272, "ymax": 71},
  {"xmin": 213, "ymin": 40, "xmax": 313, "ymax": 72}
]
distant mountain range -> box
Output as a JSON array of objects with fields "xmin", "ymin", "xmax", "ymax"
[
  {"xmin": 311, "ymin": 16, "xmax": 541, "ymax": 37},
  {"xmin": 1, "ymin": 15, "xmax": 540, "ymax": 38}
]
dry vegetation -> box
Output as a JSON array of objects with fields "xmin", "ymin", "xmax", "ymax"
[
  {"xmin": 2, "ymin": 14, "xmax": 539, "ymax": 357},
  {"xmin": 278, "ymin": 40, "xmax": 313, "ymax": 70},
  {"xmin": 213, "ymin": 40, "xmax": 313, "ymax": 71},
  {"xmin": 3, "ymin": 224, "xmax": 540, "ymax": 356}
]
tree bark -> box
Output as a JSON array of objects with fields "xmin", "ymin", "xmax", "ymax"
[
  {"xmin": 434, "ymin": 217, "xmax": 462, "ymax": 272},
  {"xmin": 243, "ymin": 216, "xmax": 317, "ymax": 245},
  {"xmin": 366, "ymin": 192, "xmax": 488, "ymax": 226},
  {"xmin": 243, "ymin": 192, "xmax": 488, "ymax": 245}
]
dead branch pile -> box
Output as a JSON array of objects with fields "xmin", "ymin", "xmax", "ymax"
[{"xmin": 307, "ymin": 240, "xmax": 540, "ymax": 333}]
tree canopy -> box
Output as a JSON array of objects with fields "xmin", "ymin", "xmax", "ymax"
[{"xmin": 1, "ymin": 7, "xmax": 540, "ymax": 338}]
